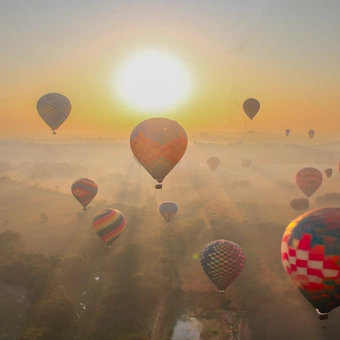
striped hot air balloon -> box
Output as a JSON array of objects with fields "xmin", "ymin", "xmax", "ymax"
[
  {"xmin": 159, "ymin": 201, "xmax": 178, "ymax": 223},
  {"xmin": 295, "ymin": 167, "xmax": 323, "ymax": 198},
  {"xmin": 200, "ymin": 240, "xmax": 245, "ymax": 292},
  {"xmin": 71, "ymin": 178, "xmax": 98, "ymax": 210},
  {"xmin": 37, "ymin": 93, "xmax": 71, "ymax": 134},
  {"xmin": 92, "ymin": 209, "xmax": 126, "ymax": 247}
]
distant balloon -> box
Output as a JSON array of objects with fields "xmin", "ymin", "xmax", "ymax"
[
  {"xmin": 295, "ymin": 167, "xmax": 323, "ymax": 198},
  {"xmin": 281, "ymin": 208, "xmax": 340, "ymax": 320},
  {"xmin": 207, "ymin": 157, "xmax": 220, "ymax": 171},
  {"xmin": 92, "ymin": 209, "xmax": 126, "ymax": 246},
  {"xmin": 130, "ymin": 118, "xmax": 188, "ymax": 189},
  {"xmin": 290, "ymin": 198, "xmax": 309, "ymax": 211},
  {"xmin": 308, "ymin": 130, "xmax": 315, "ymax": 139},
  {"xmin": 243, "ymin": 98, "xmax": 260, "ymax": 120},
  {"xmin": 37, "ymin": 93, "xmax": 71, "ymax": 134},
  {"xmin": 325, "ymin": 168, "xmax": 333, "ymax": 178},
  {"xmin": 71, "ymin": 178, "xmax": 98, "ymax": 210},
  {"xmin": 285, "ymin": 129, "xmax": 290, "ymax": 137},
  {"xmin": 241, "ymin": 159, "xmax": 252, "ymax": 167},
  {"xmin": 201, "ymin": 240, "xmax": 245, "ymax": 292},
  {"xmin": 159, "ymin": 201, "xmax": 178, "ymax": 223}
]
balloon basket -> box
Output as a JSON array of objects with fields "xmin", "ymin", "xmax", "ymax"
[
  {"xmin": 155, "ymin": 183, "xmax": 162, "ymax": 189},
  {"xmin": 83, "ymin": 207, "xmax": 87, "ymax": 211},
  {"xmin": 316, "ymin": 309, "xmax": 328, "ymax": 320},
  {"xmin": 53, "ymin": 131, "xmax": 56, "ymax": 135}
]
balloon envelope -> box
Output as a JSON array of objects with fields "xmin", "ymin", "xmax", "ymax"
[
  {"xmin": 241, "ymin": 159, "xmax": 252, "ymax": 167},
  {"xmin": 207, "ymin": 157, "xmax": 220, "ymax": 171},
  {"xmin": 201, "ymin": 240, "xmax": 245, "ymax": 292},
  {"xmin": 92, "ymin": 209, "xmax": 126, "ymax": 246},
  {"xmin": 325, "ymin": 168, "xmax": 333, "ymax": 178},
  {"xmin": 308, "ymin": 130, "xmax": 315, "ymax": 139},
  {"xmin": 37, "ymin": 93, "xmax": 71, "ymax": 134},
  {"xmin": 295, "ymin": 167, "xmax": 323, "ymax": 198},
  {"xmin": 130, "ymin": 118, "xmax": 188, "ymax": 188},
  {"xmin": 285, "ymin": 129, "xmax": 290, "ymax": 137},
  {"xmin": 281, "ymin": 208, "xmax": 340, "ymax": 319},
  {"xmin": 159, "ymin": 201, "xmax": 178, "ymax": 223},
  {"xmin": 243, "ymin": 98, "xmax": 260, "ymax": 120},
  {"xmin": 71, "ymin": 178, "xmax": 98, "ymax": 210},
  {"xmin": 290, "ymin": 198, "xmax": 309, "ymax": 211}
]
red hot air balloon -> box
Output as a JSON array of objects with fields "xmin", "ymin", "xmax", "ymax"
[
  {"xmin": 325, "ymin": 168, "xmax": 333, "ymax": 178},
  {"xmin": 71, "ymin": 178, "xmax": 98, "ymax": 210},
  {"xmin": 295, "ymin": 167, "xmax": 323, "ymax": 198},
  {"xmin": 130, "ymin": 118, "xmax": 188, "ymax": 189},
  {"xmin": 243, "ymin": 98, "xmax": 260, "ymax": 120},
  {"xmin": 281, "ymin": 208, "xmax": 340, "ymax": 320},
  {"xmin": 37, "ymin": 93, "xmax": 71, "ymax": 134},
  {"xmin": 308, "ymin": 130, "xmax": 315, "ymax": 139},
  {"xmin": 207, "ymin": 157, "xmax": 220, "ymax": 171},
  {"xmin": 200, "ymin": 240, "xmax": 245, "ymax": 292}
]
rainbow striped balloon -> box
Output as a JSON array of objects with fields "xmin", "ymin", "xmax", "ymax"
[{"xmin": 92, "ymin": 209, "xmax": 126, "ymax": 246}]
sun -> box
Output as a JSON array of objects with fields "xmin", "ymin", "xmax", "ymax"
[{"xmin": 114, "ymin": 49, "xmax": 193, "ymax": 113}]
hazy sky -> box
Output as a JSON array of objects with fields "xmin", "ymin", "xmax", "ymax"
[{"xmin": 1, "ymin": 0, "xmax": 340, "ymax": 139}]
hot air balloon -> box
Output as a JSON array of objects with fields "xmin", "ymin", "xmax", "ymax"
[
  {"xmin": 159, "ymin": 201, "xmax": 178, "ymax": 223},
  {"xmin": 243, "ymin": 98, "xmax": 260, "ymax": 120},
  {"xmin": 130, "ymin": 118, "xmax": 188, "ymax": 189},
  {"xmin": 201, "ymin": 240, "xmax": 245, "ymax": 292},
  {"xmin": 308, "ymin": 130, "xmax": 315, "ymax": 139},
  {"xmin": 285, "ymin": 129, "xmax": 290, "ymax": 137},
  {"xmin": 92, "ymin": 209, "xmax": 126, "ymax": 247},
  {"xmin": 207, "ymin": 157, "xmax": 220, "ymax": 171},
  {"xmin": 290, "ymin": 198, "xmax": 309, "ymax": 211},
  {"xmin": 295, "ymin": 167, "xmax": 323, "ymax": 198},
  {"xmin": 241, "ymin": 159, "xmax": 252, "ymax": 167},
  {"xmin": 325, "ymin": 168, "xmax": 333, "ymax": 178},
  {"xmin": 36, "ymin": 93, "xmax": 71, "ymax": 134},
  {"xmin": 71, "ymin": 178, "xmax": 98, "ymax": 211},
  {"xmin": 281, "ymin": 208, "xmax": 340, "ymax": 320}
]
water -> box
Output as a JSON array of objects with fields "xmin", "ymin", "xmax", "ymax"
[{"xmin": 171, "ymin": 315, "xmax": 202, "ymax": 340}]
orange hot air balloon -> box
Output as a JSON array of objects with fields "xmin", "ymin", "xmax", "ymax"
[
  {"xmin": 241, "ymin": 158, "xmax": 252, "ymax": 167},
  {"xmin": 308, "ymin": 130, "xmax": 315, "ymax": 139},
  {"xmin": 207, "ymin": 157, "xmax": 220, "ymax": 171},
  {"xmin": 130, "ymin": 118, "xmax": 188, "ymax": 189},
  {"xmin": 325, "ymin": 168, "xmax": 333, "ymax": 178},
  {"xmin": 290, "ymin": 198, "xmax": 309, "ymax": 211},
  {"xmin": 243, "ymin": 98, "xmax": 260, "ymax": 120},
  {"xmin": 295, "ymin": 167, "xmax": 323, "ymax": 198}
]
